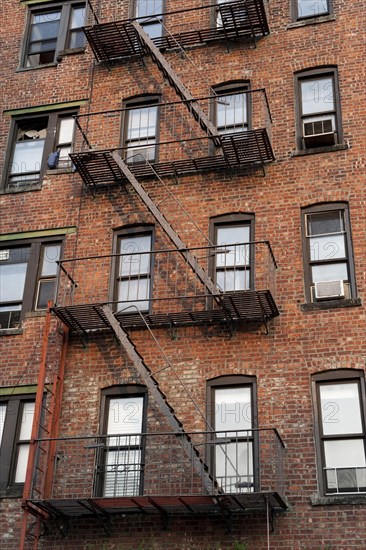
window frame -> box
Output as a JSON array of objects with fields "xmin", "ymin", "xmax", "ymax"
[
  {"xmin": 3, "ymin": 109, "xmax": 78, "ymax": 191},
  {"xmin": 0, "ymin": 393, "xmax": 36, "ymax": 496},
  {"xmin": 211, "ymin": 81, "xmax": 252, "ymax": 136},
  {"xmin": 111, "ymin": 226, "xmax": 155, "ymax": 315},
  {"xmin": 293, "ymin": 0, "xmax": 333, "ymax": 21},
  {"xmin": 96, "ymin": 385, "xmax": 148, "ymax": 498},
  {"xmin": 295, "ymin": 67, "xmax": 343, "ymax": 152},
  {"xmin": 209, "ymin": 213, "xmax": 255, "ymax": 293},
  {"xmin": 301, "ymin": 202, "xmax": 356, "ymax": 304},
  {"xmin": 121, "ymin": 95, "xmax": 160, "ymax": 165},
  {"xmin": 312, "ymin": 370, "xmax": 366, "ymax": 496},
  {"xmin": 21, "ymin": 1, "xmax": 86, "ymax": 69},
  {"xmin": 133, "ymin": 0, "xmax": 165, "ymax": 39},
  {"xmin": 0, "ymin": 236, "xmax": 63, "ymax": 328},
  {"xmin": 207, "ymin": 375, "xmax": 259, "ymax": 493}
]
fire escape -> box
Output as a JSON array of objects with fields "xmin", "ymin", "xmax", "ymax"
[{"xmin": 20, "ymin": 2, "xmax": 286, "ymax": 545}]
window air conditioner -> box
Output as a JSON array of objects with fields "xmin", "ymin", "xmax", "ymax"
[
  {"xmin": 303, "ymin": 119, "xmax": 335, "ymax": 148},
  {"xmin": 314, "ymin": 280, "xmax": 344, "ymax": 300}
]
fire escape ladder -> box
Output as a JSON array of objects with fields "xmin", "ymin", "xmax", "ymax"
[
  {"xmin": 19, "ymin": 307, "xmax": 69, "ymax": 550},
  {"xmin": 111, "ymin": 150, "xmax": 221, "ymax": 300},
  {"xmin": 101, "ymin": 304, "xmax": 216, "ymax": 494},
  {"xmin": 130, "ymin": 21, "xmax": 221, "ymax": 147}
]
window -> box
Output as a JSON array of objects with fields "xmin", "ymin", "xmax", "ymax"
[
  {"xmin": 210, "ymin": 213, "xmax": 254, "ymax": 292},
  {"xmin": 295, "ymin": 68, "xmax": 342, "ymax": 150},
  {"xmin": 0, "ymin": 394, "xmax": 35, "ymax": 495},
  {"xmin": 97, "ymin": 386, "xmax": 147, "ymax": 497},
  {"xmin": 123, "ymin": 97, "xmax": 159, "ymax": 164},
  {"xmin": 301, "ymin": 203, "xmax": 356, "ymax": 303},
  {"xmin": 312, "ymin": 370, "xmax": 366, "ymax": 495},
  {"xmin": 113, "ymin": 227, "xmax": 154, "ymax": 314},
  {"xmin": 295, "ymin": 0, "xmax": 331, "ymax": 20},
  {"xmin": 0, "ymin": 239, "xmax": 62, "ymax": 328},
  {"xmin": 134, "ymin": 0, "xmax": 164, "ymax": 39},
  {"xmin": 4, "ymin": 110, "xmax": 77, "ymax": 190},
  {"xmin": 207, "ymin": 376, "xmax": 258, "ymax": 493},
  {"xmin": 23, "ymin": 1, "xmax": 86, "ymax": 68},
  {"xmin": 214, "ymin": 0, "xmax": 248, "ymax": 29},
  {"xmin": 213, "ymin": 82, "xmax": 250, "ymax": 136}
]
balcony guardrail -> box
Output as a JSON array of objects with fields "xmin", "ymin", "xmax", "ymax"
[
  {"xmin": 53, "ymin": 241, "xmax": 278, "ymax": 332},
  {"xmin": 26, "ymin": 428, "xmax": 286, "ymax": 517}
]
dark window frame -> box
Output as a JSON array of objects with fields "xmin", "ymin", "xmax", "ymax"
[
  {"xmin": 295, "ymin": 67, "xmax": 343, "ymax": 151},
  {"xmin": 207, "ymin": 375, "xmax": 259, "ymax": 492},
  {"xmin": 0, "ymin": 393, "xmax": 36, "ymax": 496},
  {"xmin": 209, "ymin": 213, "xmax": 255, "ymax": 292},
  {"xmin": 0, "ymin": 236, "xmax": 64, "ymax": 328},
  {"xmin": 111, "ymin": 225, "xmax": 155, "ymax": 315},
  {"xmin": 211, "ymin": 81, "xmax": 252, "ymax": 135},
  {"xmin": 21, "ymin": 1, "xmax": 86, "ymax": 69},
  {"xmin": 96, "ymin": 385, "xmax": 148, "ymax": 497},
  {"xmin": 292, "ymin": 0, "xmax": 333, "ymax": 21},
  {"xmin": 2, "ymin": 108, "xmax": 78, "ymax": 192},
  {"xmin": 301, "ymin": 202, "xmax": 356, "ymax": 304},
  {"xmin": 312, "ymin": 369, "xmax": 366, "ymax": 496}
]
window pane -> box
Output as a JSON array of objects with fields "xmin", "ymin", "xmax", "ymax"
[
  {"xmin": 215, "ymin": 441, "xmax": 253, "ymax": 492},
  {"xmin": 69, "ymin": 6, "xmax": 85, "ymax": 29},
  {"xmin": 217, "ymin": 93, "xmax": 247, "ymax": 130},
  {"xmin": 320, "ymin": 383, "xmax": 363, "ymax": 435},
  {"xmin": 15, "ymin": 444, "xmax": 31, "ymax": 483},
  {"xmin": 11, "ymin": 140, "xmax": 45, "ymax": 176},
  {"xmin": 36, "ymin": 280, "xmax": 56, "ymax": 309},
  {"xmin": 0, "ymin": 263, "xmax": 28, "ymax": 302},
  {"xmin": 104, "ymin": 449, "xmax": 141, "ymax": 497},
  {"xmin": 310, "ymin": 234, "xmax": 346, "ymax": 261},
  {"xmin": 107, "ymin": 397, "xmax": 143, "ymax": 445},
  {"xmin": 117, "ymin": 278, "xmax": 150, "ymax": 312},
  {"xmin": 0, "ymin": 404, "xmax": 7, "ymax": 446},
  {"xmin": 217, "ymin": 269, "xmax": 249, "ymax": 291},
  {"xmin": 301, "ymin": 77, "xmax": 334, "ymax": 115},
  {"xmin": 136, "ymin": 0, "xmax": 164, "ymax": 18},
  {"xmin": 118, "ymin": 235, "xmax": 151, "ymax": 276},
  {"xmin": 58, "ymin": 117, "xmax": 74, "ymax": 145},
  {"xmin": 308, "ymin": 211, "xmax": 343, "ymax": 236},
  {"xmin": 19, "ymin": 402, "xmax": 35, "ymax": 441},
  {"xmin": 128, "ymin": 107, "xmax": 157, "ymax": 140},
  {"xmin": 298, "ymin": 0, "xmax": 328, "ymax": 18},
  {"xmin": 41, "ymin": 244, "xmax": 61, "ymax": 276},
  {"xmin": 311, "ymin": 262, "xmax": 348, "ymax": 283},
  {"xmin": 216, "ymin": 225, "xmax": 250, "ymax": 267},
  {"xmin": 214, "ymin": 387, "xmax": 252, "ymax": 432},
  {"xmin": 324, "ymin": 439, "xmax": 366, "ymax": 469},
  {"xmin": 30, "ymin": 15, "xmax": 60, "ymax": 42}
]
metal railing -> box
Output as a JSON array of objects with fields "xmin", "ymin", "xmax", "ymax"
[
  {"xmin": 29, "ymin": 429, "xmax": 285, "ymax": 501},
  {"xmin": 55, "ymin": 241, "xmax": 277, "ymax": 313}
]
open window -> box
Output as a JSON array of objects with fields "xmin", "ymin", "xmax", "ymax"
[
  {"xmin": 122, "ymin": 96, "xmax": 160, "ymax": 165},
  {"xmin": 22, "ymin": 1, "xmax": 86, "ymax": 68},
  {"xmin": 209, "ymin": 213, "xmax": 254, "ymax": 292},
  {"xmin": 97, "ymin": 386, "xmax": 147, "ymax": 497},
  {"xmin": 301, "ymin": 203, "xmax": 356, "ymax": 303},
  {"xmin": 295, "ymin": 67, "xmax": 342, "ymax": 151},
  {"xmin": 0, "ymin": 238, "xmax": 62, "ymax": 328},
  {"xmin": 312, "ymin": 370, "xmax": 366, "ymax": 495},
  {"xmin": 207, "ymin": 375, "xmax": 258, "ymax": 493}
]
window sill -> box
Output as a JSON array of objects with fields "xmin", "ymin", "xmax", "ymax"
[
  {"xmin": 46, "ymin": 166, "xmax": 75, "ymax": 175},
  {"xmin": 287, "ymin": 14, "xmax": 336, "ymax": 30},
  {"xmin": 0, "ymin": 328, "xmax": 23, "ymax": 337},
  {"xmin": 311, "ymin": 493, "xmax": 366, "ymax": 506},
  {"xmin": 291, "ymin": 143, "xmax": 349, "ymax": 157},
  {"xmin": 300, "ymin": 298, "xmax": 362, "ymax": 312},
  {"xmin": 25, "ymin": 311, "xmax": 47, "ymax": 319},
  {"xmin": 16, "ymin": 63, "xmax": 58, "ymax": 72},
  {"xmin": 0, "ymin": 184, "xmax": 42, "ymax": 195},
  {"xmin": 56, "ymin": 46, "xmax": 86, "ymax": 61}
]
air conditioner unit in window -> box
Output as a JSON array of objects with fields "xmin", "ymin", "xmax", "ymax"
[
  {"xmin": 314, "ymin": 280, "xmax": 344, "ymax": 300},
  {"xmin": 303, "ymin": 119, "xmax": 335, "ymax": 148}
]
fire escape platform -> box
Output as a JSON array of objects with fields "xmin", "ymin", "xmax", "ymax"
[
  {"xmin": 70, "ymin": 129, "xmax": 274, "ymax": 190},
  {"xmin": 84, "ymin": 0, "xmax": 269, "ymax": 63},
  {"xmin": 52, "ymin": 290, "xmax": 279, "ymax": 333},
  {"xmin": 26, "ymin": 491, "xmax": 287, "ymax": 519}
]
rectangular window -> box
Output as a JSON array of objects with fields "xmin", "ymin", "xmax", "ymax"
[
  {"xmin": 296, "ymin": 0, "xmax": 330, "ymax": 20},
  {"xmin": 114, "ymin": 230, "xmax": 153, "ymax": 314},
  {"xmin": 302, "ymin": 203, "xmax": 356, "ymax": 303},
  {"xmin": 0, "ymin": 395, "xmax": 36, "ymax": 494},
  {"xmin": 135, "ymin": 0, "xmax": 164, "ymax": 39},
  {"xmin": 214, "ymin": 85, "xmax": 250, "ymax": 135},
  {"xmin": 312, "ymin": 371, "xmax": 366, "ymax": 495},
  {"xmin": 296, "ymin": 68, "xmax": 342, "ymax": 150},
  {"xmin": 210, "ymin": 214, "xmax": 254, "ymax": 292},
  {"xmin": 0, "ymin": 239, "xmax": 62, "ymax": 328},
  {"xmin": 123, "ymin": 99, "xmax": 159, "ymax": 164},
  {"xmin": 4, "ymin": 111, "xmax": 77, "ymax": 190},
  {"xmin": 208, "ymin": 376, "xmax": 257, "ymax": 493},
  {"xmin": 24, "ymin": 2, "xmax": 86, "ymax": 68}
]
